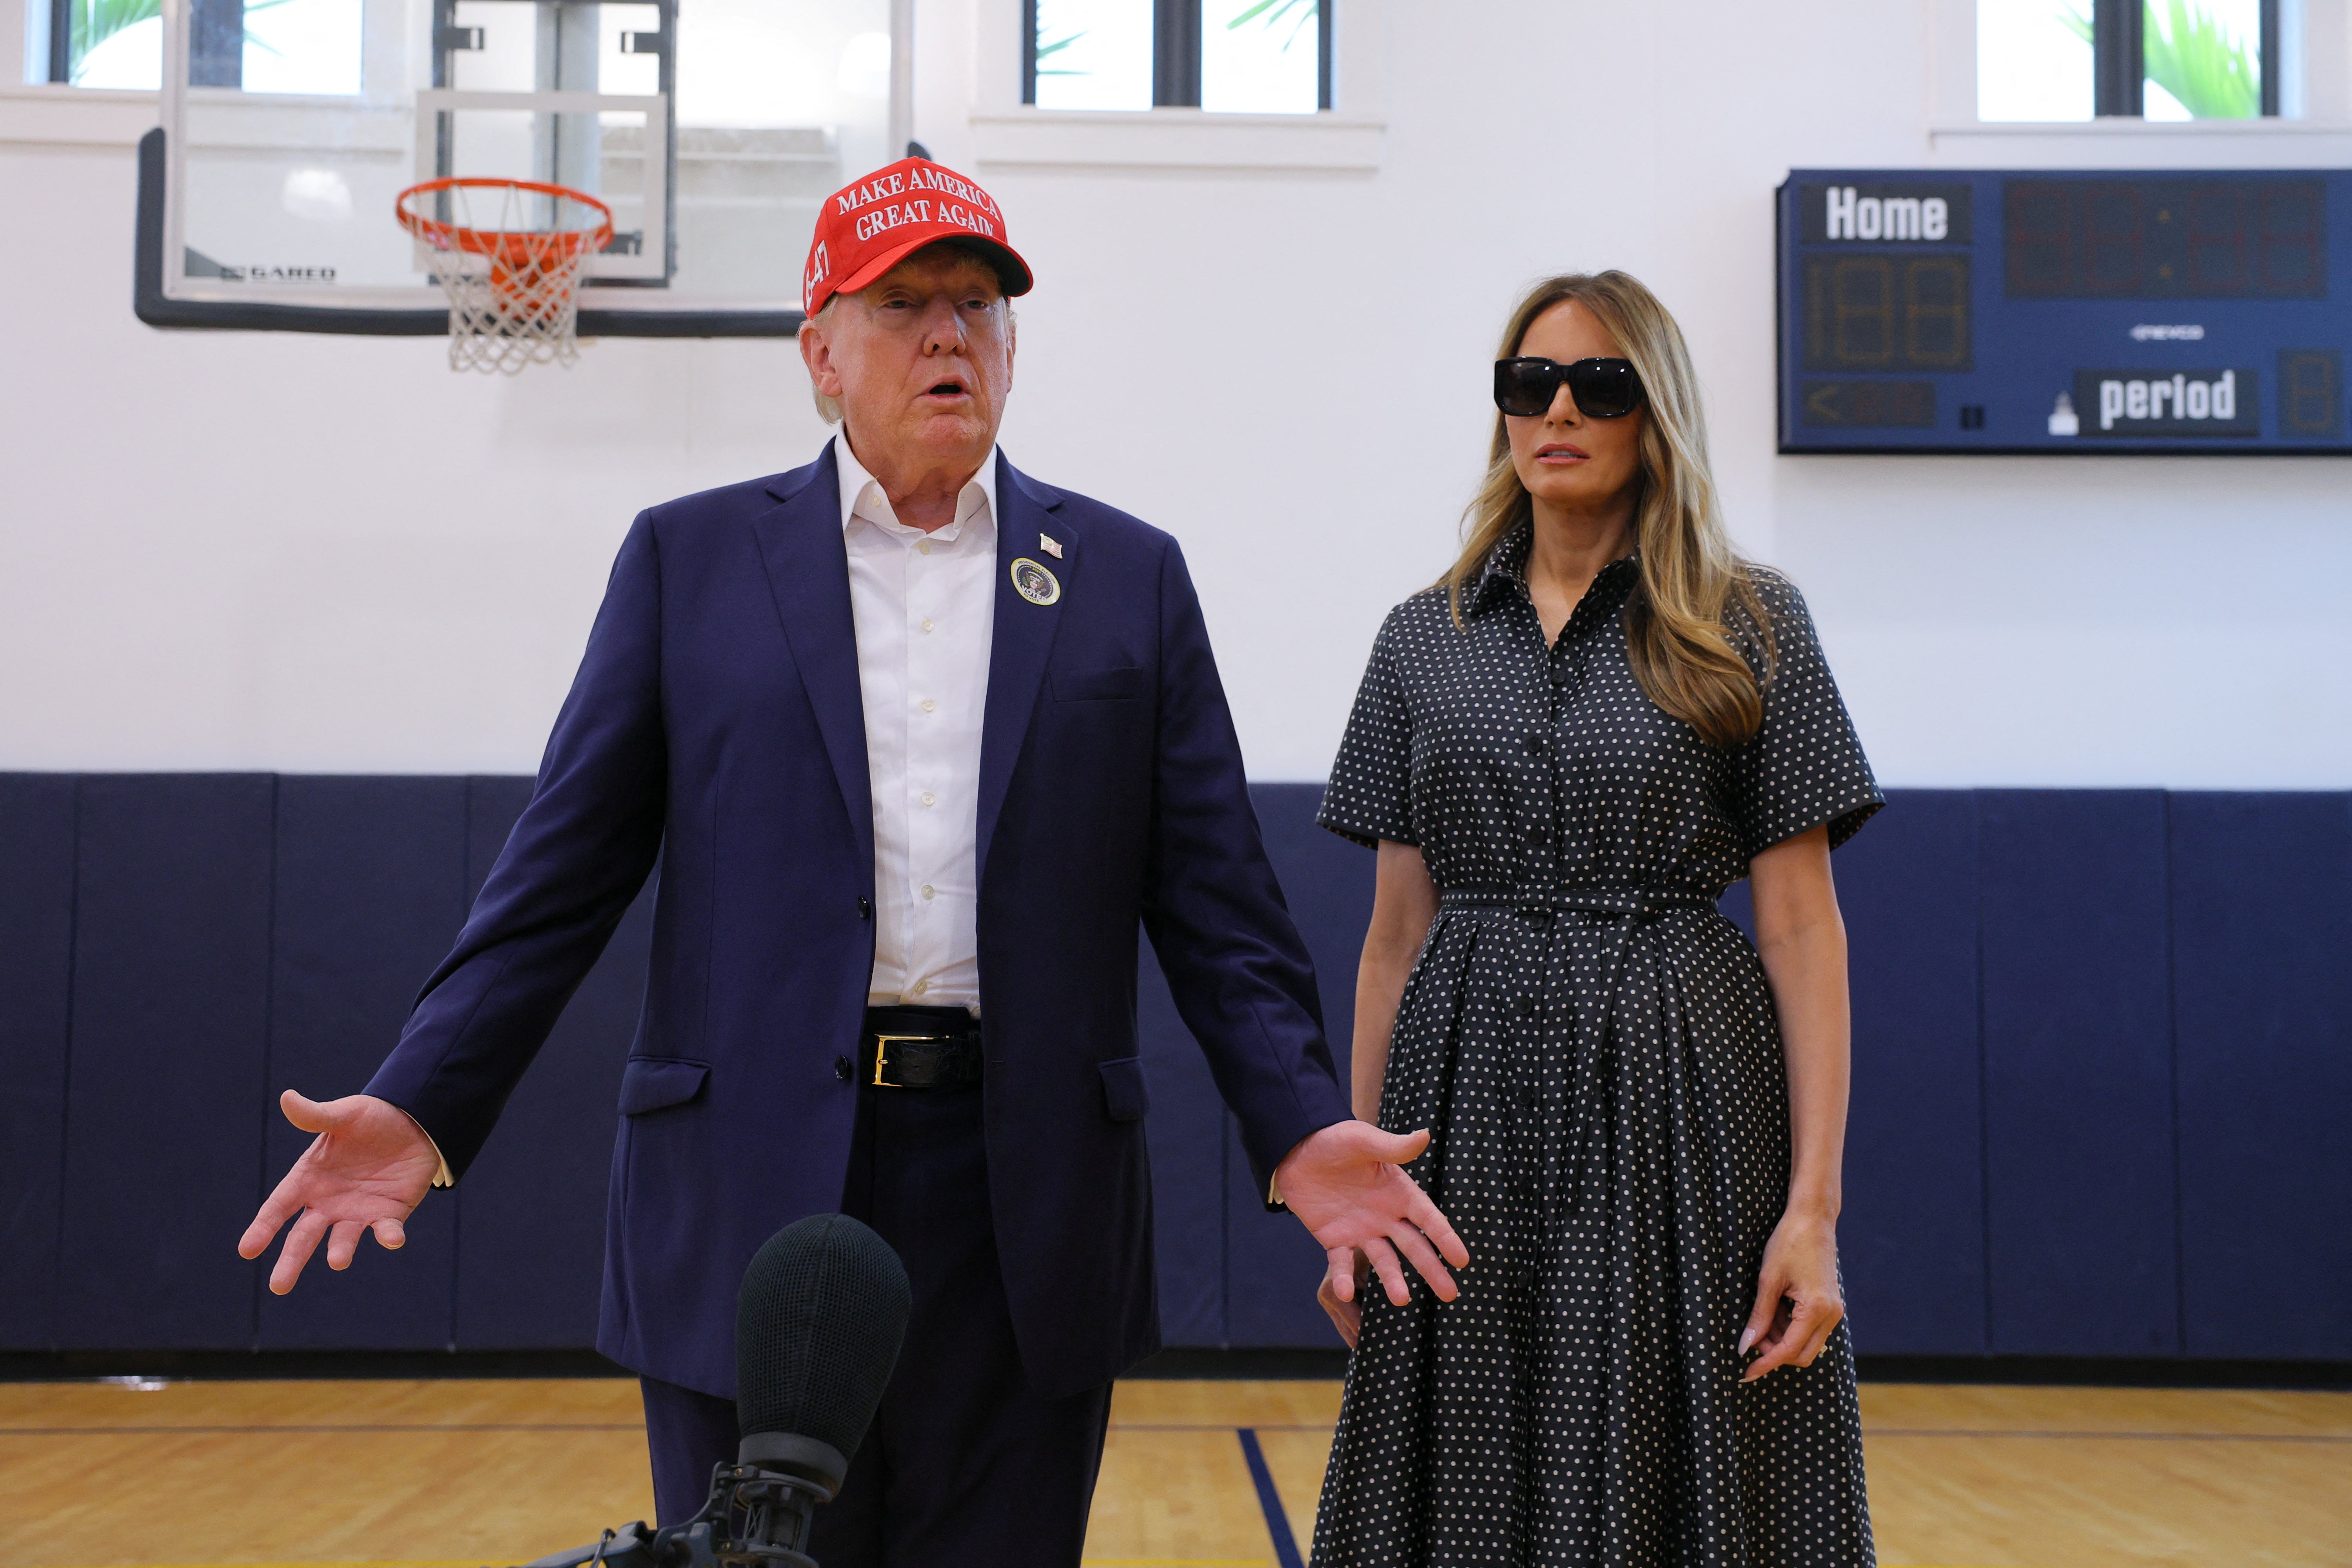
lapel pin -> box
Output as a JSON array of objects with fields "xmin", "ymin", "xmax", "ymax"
[
  {"xmin": 1010, "ymin": 557, "xmax": 1062, "ymax": 607},
  {"xmin": 1039, "ymin": 534, "xmax": 1063, "ymax": 559}
]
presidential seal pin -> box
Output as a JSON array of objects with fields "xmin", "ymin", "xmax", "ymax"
[
  {"xmin": 1010, "ymin": 557, "xmax": 1062, "ymax": 606},
  {"xmin": 1039, "ymin": 533, "xmax": 1063, "ymax": 559}
]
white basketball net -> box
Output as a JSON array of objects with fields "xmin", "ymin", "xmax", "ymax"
[{"xmin": 404, "ymin": 182, "xmax": 610, "ymax": 375}]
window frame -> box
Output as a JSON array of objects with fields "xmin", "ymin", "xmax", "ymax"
[{"xmin": 1022, "ymin": 0, "xmax": 1332, "ymax": 113}]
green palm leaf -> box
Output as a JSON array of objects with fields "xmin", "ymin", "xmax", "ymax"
[
  {"xmin": 1227, "ymin": 0, "xmax": 1317, "ymax": 50},
  {"xmin": 2056, "ymin": 1, "xmax": 2259, "ymax": 118},
  {"xmin": 70, "ymin": 0, "xmax": 160, "ymax": 70},
  {"xmin": 2142, "ymin": 0, "xmax": 2259, "ymax": 117},
  {"xmin": 1033, "ymin": 27, "xmax": 1084, "ymax": 77}
]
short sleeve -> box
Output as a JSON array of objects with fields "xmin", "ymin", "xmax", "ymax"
[
  {"xmin": 1318, "ymin": 607, "xmax": 1417, "ymax": 849},
  {"xmin": 1727, "ymin": 576, "xmax": 1883, "ymax": 857}
]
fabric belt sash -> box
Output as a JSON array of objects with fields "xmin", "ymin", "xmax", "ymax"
[
  {"xmin": 1435, "ymin": 886, "xmax": 1718, "ymax": 1048},
  {"xmin": 1436, "ymin": 886, "xmax": 1714, "ymax": 921},
  {"xmin": 861, "ymin": 1004, "xmax": 985, "ymax": 1089}
]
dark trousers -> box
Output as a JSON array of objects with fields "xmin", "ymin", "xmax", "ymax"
[{"xmin": 638, "ymin": 1080, "xmax": 1114, "ymax": 1568}]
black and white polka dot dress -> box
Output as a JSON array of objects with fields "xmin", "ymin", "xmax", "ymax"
[{"xmin": 1310, "ymin": 530, "xmax": 1882, "ymax": 1568}]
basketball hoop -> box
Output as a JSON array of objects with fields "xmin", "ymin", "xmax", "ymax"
[{"xmin": 396, "ymin": 178, "xmax": 615, "ymax": 374}]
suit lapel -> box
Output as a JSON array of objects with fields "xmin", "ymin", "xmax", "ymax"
[
  {"xmin": 751, "ymin": 444, "xmax": 873, "ymax": 879},
  {"xmin": 976, "ymin": 452, "xmax": 1072, "ymax": 893}
]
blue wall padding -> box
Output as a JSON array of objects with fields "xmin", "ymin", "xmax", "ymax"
[
  {"xmin": 1136, "ymin": 944, "xmax": 1225, "ymax": 1346},
  {"xmin": 1837, "ymin": 791, "xmax": 1986, "ymax": 1355},
  {"xmin": 4, "ymin": 775, "xmax": 2349, "ymax": 1363},
  {"xmin": 453, "ymin": 777, "xmax": 652, "ymax": 1349},
  {"xmin": 1223, "ymin": 1115, "xmax": 1332, "ymax": 1346},
  {"xmin": 257, "ymin": 777, "xmax": 469, "ymax": 1349},
  {"xmin": 1978, "ymin": 790, "xmax": 2180, "ymax": 1356},
  {"xmin": 0, "ymin": 775, "xmax": 76, "ymax": 1348},
  {"xmin": 58, "ymin": 775, "xmax": 276, "ymax": 1349},
  {"xmin": 2170, "ymin": 792, "xmax": 2352, "ymax": 1359},
  {"xmin": 1219, "ymin": 785, "xmax": 1372, "ymax": 1347},
  {"xmin": 1716, "ymin": 878, "xmax": 1754, "ymax": 938}
]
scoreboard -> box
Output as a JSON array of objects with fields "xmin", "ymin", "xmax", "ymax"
[{"xmin": 1776, "ymin": 168, "xmax": 2351, "ymax": 454}]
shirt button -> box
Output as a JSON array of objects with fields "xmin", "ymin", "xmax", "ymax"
[
  {"xmin": 916, "ymin": 539, "xmax": 933, "ymax": 556},
  {"xmin": 921, "ymin": 884, "xmax": 936, "ymax": 900},
  {"xmin": 912, "ymin": 980, "xmax": 930, "ymax": 996},
  {"xmin": 920, "ymin": 698, "xmax": 936, "ymax": 713},
  {"xmin": 834, "ymin": 1056, "xmax": 853, "ymax": 1080},
  {"xmin": 920, "ymin": 617, "xmax": 935, "ymax": 633},
  {"xmin": 920, "ymin": 791, "xmax": 936, "ymax": 807}
]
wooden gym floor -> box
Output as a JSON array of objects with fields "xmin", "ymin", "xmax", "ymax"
[{"xmin": 2, "ymin": 1376, "xmax": 2346, "ymax": 1567}]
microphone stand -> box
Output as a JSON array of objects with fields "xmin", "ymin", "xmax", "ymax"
[{"xmin": 523, "ymin": 1435, "xmax": 844, "ymax": 1568}]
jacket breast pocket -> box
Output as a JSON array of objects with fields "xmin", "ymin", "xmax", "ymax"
[
  {"xmin": 618, "ymin": 1056, "xmax": 710, "ymax": 1116},
  {"xmin": 1051, "ymin": 665, "xmax": 1148, "ymax": 703},
  {"xmin": 1098, "ymin": 1056, "xmax": 1150, "ymax": 1122}
]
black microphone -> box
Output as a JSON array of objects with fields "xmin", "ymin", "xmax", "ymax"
[{"xmin": 522, "ymin": 1215, "xmax": 912, "ymax": 1568}]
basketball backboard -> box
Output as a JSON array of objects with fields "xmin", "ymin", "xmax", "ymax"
[{"xmin": 137, "ymin": 0, "xmax": 905, "ymax": 335}]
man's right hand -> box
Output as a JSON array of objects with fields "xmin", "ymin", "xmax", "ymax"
[{"xmin": 237, "ymin": 1091, "xmax": 439, "ymax": 1294}]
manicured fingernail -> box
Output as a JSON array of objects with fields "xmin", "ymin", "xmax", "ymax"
[{"xmin": 1737, "ymin": 1328, "xmax": 1757, "ymax": 1354}]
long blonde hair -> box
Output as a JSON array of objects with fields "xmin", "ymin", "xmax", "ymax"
[{"xmin": 1444, "ymin": 270, "xmax": 1773, "ymax": 748}]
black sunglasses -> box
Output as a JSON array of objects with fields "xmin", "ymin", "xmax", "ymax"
[{"xmin": 1494, "ymin": 356, "xmax": 1646, "ymax": 419}]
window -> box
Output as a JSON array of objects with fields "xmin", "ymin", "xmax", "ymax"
[
  {"xmin": 147, "ymin": 0, "xmax": 890, "ymax": 309},
  {"xmin": 1978, "ymin": 0, "xmax": 2288, "ymax": 121},
  {"xmin": 45, "ymin": 0, "xmax": 364, "ymax": 91},
  {"xmin": 1024, "ymin": 0, "xmax": 1330, "ymax": 113}
]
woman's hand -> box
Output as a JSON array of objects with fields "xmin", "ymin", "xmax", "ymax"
[
  {"xmin": 1318, "ymin": 1248, "xmax": 1372, "ymax": 1348},
  {"xmin": 1739, "ymin": 1207, "xmax": 1844, "ymax": 1383}
]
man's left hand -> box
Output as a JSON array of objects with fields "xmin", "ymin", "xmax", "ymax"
[{"xmin": 1276, "ymin": 1121, "xmax": 1468, "ymax": 1318}]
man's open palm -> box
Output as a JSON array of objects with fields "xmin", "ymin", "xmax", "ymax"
[
  {"xmin": 237, "ymin": 1091, "xmax": 438, "ymax": 1294},
  {"xmin": 1275, "ymin": 1120, "xmax": 1468, "ymax": 1330}
]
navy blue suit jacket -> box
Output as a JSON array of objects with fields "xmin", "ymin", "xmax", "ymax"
[{"xmin": 366, "ymin": 445, "xmax": 1352, "ymax": 1400}]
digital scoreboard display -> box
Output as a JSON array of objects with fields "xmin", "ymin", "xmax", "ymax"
[{"xmin": 1777, "ymin": 169, "xmax": 2350, "ymax": 454}]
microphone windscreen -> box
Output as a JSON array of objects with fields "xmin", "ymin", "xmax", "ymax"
[{"xmin": 735, "ymin": 1214, "xmax": 912, "ymax": 1460}]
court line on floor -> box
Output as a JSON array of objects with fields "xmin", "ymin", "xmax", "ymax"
[
  {"xmin": 1861, "ymin": 1428, "xmax": 2352, "ymax": 1443},
  {"xmin": 1107, "ymin": 1421, "xmax": 2352, "ymax": 1444},
  {"xmin": 1111, "ymin": 1423, "xmax": 1330, "ymax": 1432},
  {"xmin": 36, "ymin": 1420, "xmax": 2335, "ymax": 1439},
  {"xmin": 0, "ymin": 1423, "xmax": 645, "ymax": 1435},
  {"xmin": 1235, "ymin": 1427, "xmax": 1304, "ymax": 1568}
]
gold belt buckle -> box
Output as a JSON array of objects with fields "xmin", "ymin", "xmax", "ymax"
[{"xmin": 870, "ymin": 1033, "xmax": 948, "ymax": 1088}]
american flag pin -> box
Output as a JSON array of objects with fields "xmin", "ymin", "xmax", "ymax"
[{"xmin": 1039, "ymin": 534, "xmax": 1063, "ymax": 559}]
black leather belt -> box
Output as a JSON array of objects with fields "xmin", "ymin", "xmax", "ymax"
[{"xmin": 861, "ymin": 1005, "xmax": 985, "ymax": 1089}]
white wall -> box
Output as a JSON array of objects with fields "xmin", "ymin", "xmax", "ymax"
[{"xmin": 3, "ymin": 0, "xmax": 2349, "ymax": 786}]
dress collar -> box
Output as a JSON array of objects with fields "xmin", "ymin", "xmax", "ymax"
[{"xmin": 1467, "ymin": 522, "xmax": 1641, "ymax": 618}]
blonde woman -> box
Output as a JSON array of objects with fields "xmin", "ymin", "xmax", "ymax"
[{"xmin": 1310, "ymin": 272, "xmax": 1880, "ymax": 1565}]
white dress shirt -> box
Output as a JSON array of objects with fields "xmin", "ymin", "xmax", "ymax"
[
  {"xmin": 411, "ymin": 436, "xmax": 999, "ymax": 1185},
  {"xmin": 835, "ymin": 434, "xmax": 997, "ymax": 1013}
]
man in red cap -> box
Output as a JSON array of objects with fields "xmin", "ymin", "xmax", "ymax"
[{"xmin": 237, "ymin": 158, "xmax": 1465, "ymax": 1566}]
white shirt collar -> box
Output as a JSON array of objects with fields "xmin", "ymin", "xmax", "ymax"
[{"xmin": 833, "ymin": 432, "xmax": 998, "ymax": 544}]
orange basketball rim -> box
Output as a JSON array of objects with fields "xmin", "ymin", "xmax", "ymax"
[{"xmin": 395, "ymin": 177, "xmax": 615, "ymax": 372}]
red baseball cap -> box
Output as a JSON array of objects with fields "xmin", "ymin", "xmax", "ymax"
[{"xmin": 802, "ymin": 157, "xmax": 1034, "ymax": 317}]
